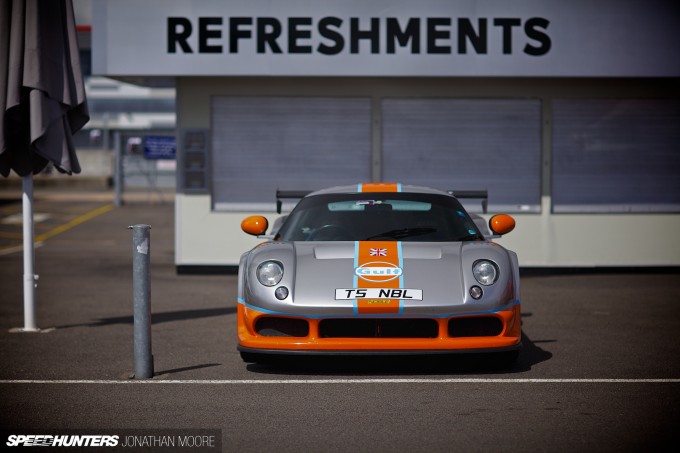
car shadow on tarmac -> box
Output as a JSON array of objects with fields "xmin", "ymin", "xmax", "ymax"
[
  {"xmin": 245, "ymin": 330, "xmax": 553, "ymax": 376},
  {"xmin": 55, "ymin": 307, "xmax": 237, "ymax": 328}
]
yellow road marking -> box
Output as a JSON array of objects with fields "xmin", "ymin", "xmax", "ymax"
[
  {"xmin": 0, "ymin": 204, "xmax": 114, "ymax": 254},
  {"xmin": 35, "ymin": 204, "xmax": 114, "ymax": 242}
]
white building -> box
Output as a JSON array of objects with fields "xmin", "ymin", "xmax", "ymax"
[{"xmin": 92, "ymin": 0, "xmax": 680, "ymax": 272}]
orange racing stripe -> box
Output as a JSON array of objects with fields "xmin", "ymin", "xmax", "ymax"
[
  {"xmin": 354, "ymin": 241, "xmax": 403, "ymax": 315},
  {"xmin": 358, "ymin": 183, "xmax": 400, "ymax": 193}
]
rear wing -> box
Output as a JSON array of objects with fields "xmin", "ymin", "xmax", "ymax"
[
  {"xmin": 277, "ymin": 189, "xmax": 488, "ymax": 213},
  {"xmin": 447, "ymin": 190, "xmax": 488, "ymax": 213},
  {"xmin": 276, "ymin": 190, "xmax": 312, "ymax": 214}
]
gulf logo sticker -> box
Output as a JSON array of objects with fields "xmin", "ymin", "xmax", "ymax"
[{"xmin": 354, "ymin": 262, "xmax": 402, "ymax": 283}]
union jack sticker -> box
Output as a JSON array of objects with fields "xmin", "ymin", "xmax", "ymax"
[{"xmin": 369, "ymin": 248, "xmax": 387, "ymax": 257}]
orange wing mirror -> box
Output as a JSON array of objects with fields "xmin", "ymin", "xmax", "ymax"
[
  {"xmin": 241, "ymin": 216, "xmax": 269, "ymax": 236},
  {"xmin": 489, "ymin": 214, "xmax": 515, "ymax": 236}
]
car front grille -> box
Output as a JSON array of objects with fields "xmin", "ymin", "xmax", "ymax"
[
  {"xmin": 448, "ymin": 317, "xmax": 503, "ymax": 337},
  {"xmin": 254, "ymin": 316, "xmax": 504, "ymax": 339},
  {"xmin": 319, "ymin": 319, "xmax": 439, "ymax": 338},
  {"xmin": 255, "ymin": 317, "xmax": 309, "ymax": 337}
]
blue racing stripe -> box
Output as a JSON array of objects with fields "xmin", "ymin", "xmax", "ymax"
[
  {"xmin": 237, "ymin": 298, "xmax": 520, "ymax": 319},
  {"xmin": 353, "ymin": 241, "xmax": 360, "ymax": 315},
  {"xmin": 397, "ymin": 241, "xmax": 404, "ymax": 315}
]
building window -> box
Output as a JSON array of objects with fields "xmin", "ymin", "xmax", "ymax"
[
  {"xmin": 211, "ymin": 97, "xmax": 371, "ymax": 211},
  {"xmin": 552, "ymin": 99, "xmax": 680, "ymax": 213},
  {"xmin": 381, "ymin": 98, "xmax": 542, "ymax": 212}
]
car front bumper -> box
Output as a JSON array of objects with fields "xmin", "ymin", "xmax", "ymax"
[{"xmin": 237, "ymin": 302, "xmax": 521, "ymax": 354}]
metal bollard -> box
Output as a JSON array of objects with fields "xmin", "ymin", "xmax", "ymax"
[{"xmin": 129, "ymin": 224, "xmax": 154, "ymax": 379}]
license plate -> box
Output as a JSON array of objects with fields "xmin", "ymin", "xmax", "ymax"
[{"xmin": 335, "ymin": 288, "xmax": 423, "ymax": 300}]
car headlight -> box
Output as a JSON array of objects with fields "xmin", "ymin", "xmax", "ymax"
[
  {"xmin": 257, "ymin": 261, "xmax": 284, "ymax": 286},
  {"xmin": 472, "ymin": 260, "xmax": 498, "ymax": 286}
]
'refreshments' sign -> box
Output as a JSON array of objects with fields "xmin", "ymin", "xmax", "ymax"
[
  {"xmin": 167, "ymin": 17, "xmax": 551, "ymax": 57},
  {"xmin": 92, "ymin": 0, "xmax": 680, "ymax": 77}
]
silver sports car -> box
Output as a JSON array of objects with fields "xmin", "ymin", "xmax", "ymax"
[{"xmin": 237, "ymin": 183, "xmax": 521, "ymax": 363}]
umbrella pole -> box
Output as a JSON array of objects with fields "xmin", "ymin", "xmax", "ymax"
[{"xmin": 22, "ymin": 175, "xmax": 39, "ymax": 332}]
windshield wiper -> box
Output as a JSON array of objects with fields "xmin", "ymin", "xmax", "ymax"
[
  {"xmin": 455, "ymin": 233, "xmax": 482, "ymax": 242},
  {"xmin": 365, "ymin": 227, "xmax": 436, "ymax": 240}
]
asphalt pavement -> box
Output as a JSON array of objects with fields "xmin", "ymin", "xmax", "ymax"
[
  {"xmin": 1, "ymin": 186, "xmax": 679, "ymax": 452},
  {"xmin": 0, "ymin": 186, "xmax": 227, "ymax": 381}
]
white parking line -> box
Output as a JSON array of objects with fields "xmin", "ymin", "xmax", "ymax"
[{"xmin": 1, "ymin": 378, "xmax": 679, "ymax": 384}]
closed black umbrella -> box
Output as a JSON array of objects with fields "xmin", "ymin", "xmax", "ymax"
[{"xmin": 0, "ymin": 0, "xmax": 89, "ymax": 330}]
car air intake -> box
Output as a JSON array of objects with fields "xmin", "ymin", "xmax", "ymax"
[
  {"xmin": 448, "ymin": 317, "xmax": 503, "ymax": 337},
  {"xmin": 319, "ymin": 319, "xmax": 438, "ymax": 338},
  {"xmin": 255, "ymin": 317, "xmax": 309, "ymax": 337}
]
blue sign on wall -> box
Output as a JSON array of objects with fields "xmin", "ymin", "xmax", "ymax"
[{"xmin": 143, "ymin": 136, "xmax": 176, "ymax": 160}]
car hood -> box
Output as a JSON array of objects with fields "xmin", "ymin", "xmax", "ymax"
[
  {"xmin": 294, "ymin": 242, "xmax": 463, "ymax": 307},
  {"xmin": 242, "ymin": 241, "xmax": 517, "ymax": 316}
]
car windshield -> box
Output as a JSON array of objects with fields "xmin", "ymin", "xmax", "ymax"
[{"xmin": 276, "ymin": 192, "xmax": 483, "ymax": 242}]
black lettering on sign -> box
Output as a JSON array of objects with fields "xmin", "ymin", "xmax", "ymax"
[
  {"xmin": 230, "ymin": 17, "xmax": 252, "ymax": 53},
  {"xmin": 493, "ymin": 18, "xmax": 521, "ymax": 54},
  {"xmin": 427, "ymin": 18, "xmax": 451, "ymax": 54},
  {"xmin": 351, "ymin": 17, "xmax": 380, "ymax": 54},
  {"xmin": 457, "ymin": 18, "xmax": 487, "ymax": 54},
  {"xmin": 524, "ymin": 17, "xmax": 551, "ymax": 56},
  {"xmin": 199, "ymin": 17, "xmax": 222, "ymax": 53},
  {"xmin": 168, "ymin": 17, "xmax": 193, "ymax": 53},
  {"xmin": 166, "ymin": 16, "xmax": 553, "ymax": 57},
  {"xmin": 386, "ymin": 18, "xmax": 420, "ymax": 54},
  {"xmin": 289, "ymin": 17, "xmax": 313, "ymax": 54},
  {"xmin": 257, "ymin": 18, "xmax": 283, "ymax": 53},
  {"xmin": 318, "ymin": 17, "xmax": 344, "ymax": 55}
]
